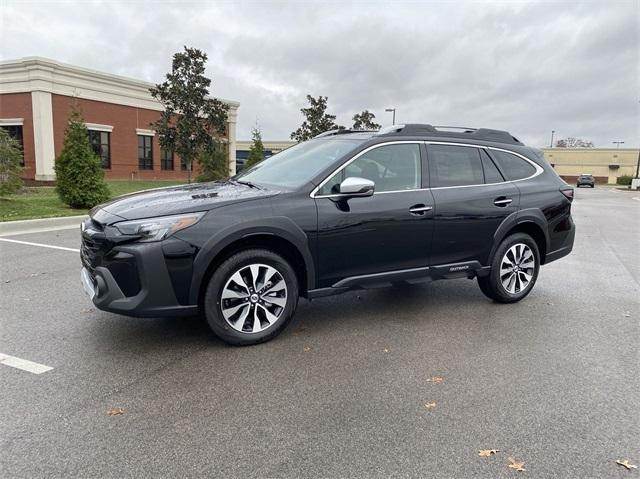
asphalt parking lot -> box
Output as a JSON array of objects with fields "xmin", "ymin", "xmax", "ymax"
[{"xmin": 1, "ymin": 186, "xmax": 638, "ymax": 478}]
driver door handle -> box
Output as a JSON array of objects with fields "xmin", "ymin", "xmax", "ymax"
[
  {"xmin": 493, "ymin": 197, "xmax": 513, "ymax": 207},
  {"xmin": 409, "ymin": 204, "xmax": 433, "ymax": 215}
]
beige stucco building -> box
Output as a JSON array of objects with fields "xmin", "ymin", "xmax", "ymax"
[{"xmin": 542, "ymin": 148, "xmax": 639, "ymax": 184}]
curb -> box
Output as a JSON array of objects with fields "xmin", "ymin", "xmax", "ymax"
[{"xmin": 0, "ymin": 215, "xmax": 87, "ymax": 237}]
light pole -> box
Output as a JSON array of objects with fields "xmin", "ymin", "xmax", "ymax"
[
  {"xmin": 550, "ymin": 130, "xmax": 555, "ymax": 148},
  {"xmin": 612, "ymin": 141, "xmax": 624, "ymax": 149},
  {"xmin": 385, "ymin": 108, "xmax": 396, "ymax": 125}
]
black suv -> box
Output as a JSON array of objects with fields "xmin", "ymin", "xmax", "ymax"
[
  {"xmin": 576, "ymin": 173, "xmax": 595, "ymax": 188},
  {"xmin": 81, "ymin": 124, "xmax": 575, "ymax": 345}
]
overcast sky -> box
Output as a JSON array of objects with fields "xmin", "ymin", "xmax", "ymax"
[{"xmin": 1, "ymin": 0, "xmax": 638, "ymax": 147}]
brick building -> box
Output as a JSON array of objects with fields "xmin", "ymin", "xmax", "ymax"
[{"xmin": 0, "ymin": 57, "xmax": 240, "ymax": 182}]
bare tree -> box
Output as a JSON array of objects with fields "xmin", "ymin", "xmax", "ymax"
[{"xmin": 555, "ymin": 137, "xmax": 595, "ymax": 148}]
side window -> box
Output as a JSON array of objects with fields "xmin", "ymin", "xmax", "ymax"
[
  {"xmin": 490, "ymin": 150, "xmax": 537, "ymax": 180},
  {"xmin": 428, "ymin": 145, "xmax": 484, "ymax": 187},
  {"xmin": 318, "ymin": 144, "xmax": 421, "ymax": 195},
  {"xmin": 480, "ymin": 149, "xmax": 504, "ymax": 184}
]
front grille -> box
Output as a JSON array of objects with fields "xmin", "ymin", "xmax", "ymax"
[
  {"xmin": 81, "ymin": 221, "xmax": 110, "ymax": 274},
  {"xmin": 80, "ymin": 219, "xmax": 142, "ymax": 297}
]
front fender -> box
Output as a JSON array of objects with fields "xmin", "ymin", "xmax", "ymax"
[{"xmin": 188, "ymin": 216, "xmax": 315, "ymax": 304}]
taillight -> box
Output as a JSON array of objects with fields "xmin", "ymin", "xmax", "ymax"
[{"xmin": 560, "ymin": 187, "xmax": 574, "ymax": 202}]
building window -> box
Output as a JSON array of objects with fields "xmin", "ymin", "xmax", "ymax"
[
  {"xmin": 180, "ymin": 157, "xmax": 187, "ymax": 171},
  {"xmin": 160, "ymin": 148, "xmax": 174, "ymax": 170},
  {"xmin": 88, "ymin": 130, "xmax": 111, "ymax": 169},
  {"xmin": 1, "ymin": 125, "xmax": 24, "ymax": 166},
  {"xmin": 138, "ymin": 135, "xmax": 153, "ymax": 170}
]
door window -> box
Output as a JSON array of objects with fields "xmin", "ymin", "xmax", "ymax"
[
  {"xmin": 428, "ymin": 145, "xmax": 484, "ymax": 187},
  {"xmin": 318, "ymin": 143, "xmax": 421, "ymax": 195},
  {"xmin": 480, "ymin": 149, "xmax": 504, "ymax": 184},
  {"xmin": 489, "ymin": 150, "xmax": 537, "ymax": 180}
]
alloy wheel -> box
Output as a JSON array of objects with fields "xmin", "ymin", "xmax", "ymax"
[
  {"xmin": 220, "ymin": 263, "xmax": 288, "ymax": 333},
  {"xmin": 499, "ymin": 243, "xmax": 535, "ymax": 294}
]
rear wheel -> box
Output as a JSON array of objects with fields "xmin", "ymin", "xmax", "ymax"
[
  {"xmin": 204, "ymin": 249, "xmax": 299, "ymax": 345},
  {"xmin": 478, "ymin": 233, "xmax": 540, "ymax": 303}
]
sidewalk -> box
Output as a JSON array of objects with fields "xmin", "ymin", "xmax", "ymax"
[{"xmin": 0, "ymin": 215, "xmax": 87, "ymax": 237}]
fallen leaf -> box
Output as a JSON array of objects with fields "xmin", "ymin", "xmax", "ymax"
[
  {"xmin": 303, "ymin": 346, "xmax": 312, "ymax": 352},
  {"xmin": 383, "ymin": 348, "xmax": 390, "ymax": 353},
  {"xmin": 508, "ymin": 457, "xmax": 526, "ymax": 472},
  {"xmin": 616, "ymin": 460, "xmax": 638, "ymax": 470},
  {"xmin": 479, "ymin": 449, "xmax": 500, "ymax": 457},
  {"xmin": 424, "ymin": 401, "xmax": 436, "ymax": 410},
  {"xmin": 107, "ymin": 407, "xmax": 125, "ymax": 416},
  {"xmin": 427, "ymin": 376, "xmax": 444, "ymax": 384},
  {"xmin": 291, "ymin": 327, "xmax": 307, "ymax": 336}
]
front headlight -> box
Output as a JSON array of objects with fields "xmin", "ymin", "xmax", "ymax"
[{"xmin": 114, "ymin": 212, "xmax": 206, "ymax": 242}]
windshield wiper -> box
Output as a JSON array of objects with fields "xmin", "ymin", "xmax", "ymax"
[{"xmin": 231, "ymin": 179, "xmax": 261, "ymax": 190}]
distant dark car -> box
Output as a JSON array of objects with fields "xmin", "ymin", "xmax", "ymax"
[
  {"xmin": 576, "ymin": 174, "xmax": 595, "ymax": 188},
  {"xmin": 81, "ymin": 124, "xmax": 576, "ymax": 345}
]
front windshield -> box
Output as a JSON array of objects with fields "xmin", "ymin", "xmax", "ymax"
[{"xmin": 236, "ymin": 138, "xmax": 365, "ymax": 188}]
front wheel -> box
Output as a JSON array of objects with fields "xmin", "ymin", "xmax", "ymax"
[
  {"xmin": 478, "ymin": 233, "xmax": 540, "ymax": 303},
  {"xmin": 204, "ymin": 249, "xmax": 299, "ymax": 345}
]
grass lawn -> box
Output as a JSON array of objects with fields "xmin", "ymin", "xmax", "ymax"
[{"xmin": 0, "ymin": 180, "xmax": 186, "ymax": 222}]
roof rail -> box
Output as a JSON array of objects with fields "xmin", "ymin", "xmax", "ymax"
[{"xmin": 376, "ymin": 123, "xmax": 523, "ymax": 145}]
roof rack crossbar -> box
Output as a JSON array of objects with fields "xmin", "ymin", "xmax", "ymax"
[
  {"xmin": 314, "ymin": 128, "xmax": 377, "ymax": 139},
  {"xmin": 432, "ymin": 125, "xmax": 478, "ymax": 132}
]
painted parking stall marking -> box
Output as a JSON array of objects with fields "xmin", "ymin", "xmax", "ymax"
[
  {"xmin": 0, "ymin": 353, "xmax": 54, "ymax": 374},
  {"xmin": 0, "ymin": 237, "xmax": 80, "ymax": 253}
]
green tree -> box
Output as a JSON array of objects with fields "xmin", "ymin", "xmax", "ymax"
[
  {"xmin": 150, "ymin": 46, "xmax": 229, "ymax": 183},
  {"xmin": 196, "ymin": 139, "xmax": 228, "ymax": 182},
  {"xmin": 54, "ymin": 106, "xmax": 109, "ymax": 208},
  {"xmin": 290, "ymin": 95, "xmax": 341, "ymax": 142},
  {"xmin": 245, "ymin": 124, "xmax": 265, "ymax": 168},
  {"xmin": 352, "ymin": 110, "xmax": 380, "ymax": 130},
  {"xmin": 0, "ymin": 128, "xmax": 24, "ymax": 196}
]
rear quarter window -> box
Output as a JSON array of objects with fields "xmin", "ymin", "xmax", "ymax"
[{"xmin": 489, "ymin": 150, "xmax": 537, "ymax": 181}]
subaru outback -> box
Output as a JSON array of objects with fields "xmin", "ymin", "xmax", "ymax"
[{"xmin": 80, "ymin": 124, "xmax": 575, "ymax": 345}]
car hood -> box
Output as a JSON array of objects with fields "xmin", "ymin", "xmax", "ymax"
[{"xmin": 92, "ymin": 180, "xmax": 279, "ymax": 224}]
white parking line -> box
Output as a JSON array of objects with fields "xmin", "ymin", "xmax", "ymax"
[
  {"xmin": 0, "ymin": 353, "xmax": 53, "ymax": 374},
  {"xmin": 632, "ymin": 197, "xmax": 640, "ymax": 201},
  {"xmin": 0, "ymin": 237, "xmax": 79, "ymax": 253}
]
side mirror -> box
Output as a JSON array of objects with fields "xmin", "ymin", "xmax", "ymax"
[{"xmin": 338, "ymin": 177, "xmax": 375, "ymax": 197}]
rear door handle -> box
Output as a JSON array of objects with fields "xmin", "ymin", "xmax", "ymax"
[
  {"xmin": 493, "ymin": 197, "xmax": 513, "ymax": 207},
  {"xmin": 409, "ymin": 204, "xmax": 433, "ymax": 215}
]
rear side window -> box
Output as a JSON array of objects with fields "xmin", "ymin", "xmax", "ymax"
[
  {"xmin": 490, "ymin": 150, "xmax": 537, "ymax": 180},
  {"xmin": 480, "ymin": 150, "xmax": 504, "ymax": 184},
  {"xmin": 428, "ymin": 145, "xmax": 484, "ymax": 187}
]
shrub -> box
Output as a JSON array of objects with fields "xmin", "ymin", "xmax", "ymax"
[
  {"xmin": 54, "ymin": 106, "xmax": 109, "ymax": 208},
  {"xmin": 616, "ymin": 175, "xmax": 633, "ymax": 186},
  {"xmin": 245, "ymin": 125, "xmax": 264, "ymax": 169},
  {"xmin": 196, "ymin": 140, "xmax": 228, "ymax": 182},
  {"xmin": 0, "ymin": 128, "xmax": 24, "ymax": 196}
]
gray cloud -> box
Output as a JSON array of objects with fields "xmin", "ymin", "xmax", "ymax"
[{"xmin": 1, "ymin": 0, "xmax": 638, "ymax": 147}]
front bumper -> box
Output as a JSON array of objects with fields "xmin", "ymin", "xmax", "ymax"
[{"xmin": 80, "ymin": 233, "xmax": 198, "ymax": 318}]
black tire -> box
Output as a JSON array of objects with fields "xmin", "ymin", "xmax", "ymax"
[
  {"xmin": 590, "ymin": 184, "xmax": 595, "ymax": 188},
  {"xmin": 478, "ymin": 233, "xmax": 540, "ymax": 303},
  {"xmin": 204, "ymin": 249, "xmax": 299, "ymax": 346}
]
